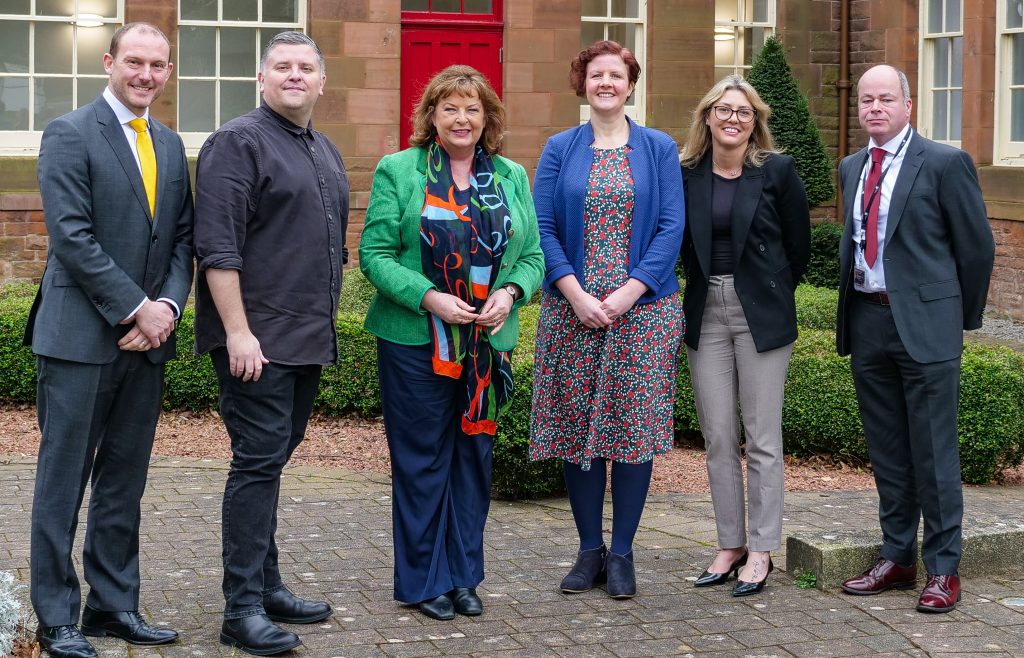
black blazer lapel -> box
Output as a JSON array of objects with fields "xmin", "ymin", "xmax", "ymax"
[
  {"xmin": 730, "ymin": 164, "xmax": 765, "ymax": 268},
  {"xmin": 884, "ymin": 133, "xmax": 925, "ymax": 244},
  {"xmin": 686, "ymin": 156, "xmax": 714, "ymax": 279},
  {"xmin": 95, "ymin": 100, "xmax": 152, "ymax": 222}
]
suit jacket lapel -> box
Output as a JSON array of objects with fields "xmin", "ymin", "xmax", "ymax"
[
  {"xmin": 686, "ymin": 156, "xmax": 713, "ymax": 278},
  {"xmin": 884, "ymin": 132, "xmax": 925, "ymax": 244},
  {"xmin": 152, "ymin": 120, "xmax": 171, "ymax": 229},
  {"xmin": 95, "ymin": 99, "xmax": 152, "ymax": 222},
  {"xmin": 843, "ymin": 149, "xmax": 869, "ymax": 227},
  {"xmin": 730, "ymin": 163, "xmax": 765, "ymax": 268}
]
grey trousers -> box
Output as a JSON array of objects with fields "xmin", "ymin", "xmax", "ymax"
[{"xmin": 686, "ymin": 275, "xmax": 793, "ymax": 552}]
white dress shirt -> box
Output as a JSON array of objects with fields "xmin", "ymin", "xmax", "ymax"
[{"xmin": 852, "ymin": 122, "xmax": 913, "ymax": 293}]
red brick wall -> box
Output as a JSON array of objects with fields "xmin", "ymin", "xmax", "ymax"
[
  {"xmin": 990, "ymin": 219, "xmax": 1024, "ymax": 315},
  {"xmin": 0, "ymin": 195, "xmax": 46, "ymax": 282}
]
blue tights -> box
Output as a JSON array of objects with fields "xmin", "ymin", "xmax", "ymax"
[{"xmin": 563, "ymin": 459, "xmax": 653, "ymax": 556}]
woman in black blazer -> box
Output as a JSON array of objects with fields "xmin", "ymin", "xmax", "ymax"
[{"xmin": 680, "ymin": 75, "xmax": 810, "ymax": 596}]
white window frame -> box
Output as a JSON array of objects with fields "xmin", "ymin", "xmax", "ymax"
[
  {"xmin": 0, "ymin": 1, "xmax": 123, "ymax": 155},
  {"xmin": 714, "ymin": 0, "xmax": 775, "ymax": 79},
  {"xmin": 177, "ymin": 0, "xmax": 306, "ymax": 153},
  {"xmin": 579, "ymin": 0, "xmax": 647, "ymax": 125},
  {"xmin": 918, "ymin": 0, "xmax": 963, "ymax": 147},
  {"xmin": 996, "ymin": 0, "xmax": 1024, "ymax": 164}
]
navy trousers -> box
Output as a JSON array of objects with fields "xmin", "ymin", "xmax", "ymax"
[
  {"xmin": 211, "ymin": 348, "xmax": 322, "ymax": 618},
  {"xmin": 377, "ymin": 339, "xmax": 494, "ymax": 604}
]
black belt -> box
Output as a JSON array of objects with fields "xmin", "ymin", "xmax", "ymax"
[{"xmin": 855, "ymin": 290, "xmax": 890, "ymax": 305}]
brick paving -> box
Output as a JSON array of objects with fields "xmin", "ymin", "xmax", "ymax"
[{"xmin": 2, "ymin": 456, "xmax": 1023, "ymax": 657}]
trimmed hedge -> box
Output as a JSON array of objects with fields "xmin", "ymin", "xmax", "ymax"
[
  {"xmin": 805, "ymin": 222, "xmax": 843, "ymax": 289},
  {"xmin": 3, "ymin": 277, "xmax": 1024, "ymax": 496}
]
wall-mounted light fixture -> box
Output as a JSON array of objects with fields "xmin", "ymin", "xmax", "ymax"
[
  {"xmin": 73, "ymin": 13, "xmax": 104, "ymax": 27},
  {"xmin": 714, "ymin": 26, "xmax": 735, "ymax": 41}
]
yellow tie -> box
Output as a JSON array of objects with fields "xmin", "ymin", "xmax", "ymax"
[{"xmin": 129, "ymin": 117, "xmax": 157, "ymax": 217}]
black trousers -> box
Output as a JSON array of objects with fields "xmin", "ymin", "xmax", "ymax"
[
  {"xmin": 849, "ymin": 296, "xmax": 963, "ymax": 575},
  {"xmin": 31, "ymin": 352, "xmax": 163, "ymax": 627},
  {"xmin": 211, "ymin": 348, "xmax": 322, "ymax": 619},
  {"xmin": 377, "ymin": 339, "xmax": 494, "ymax": 604}
]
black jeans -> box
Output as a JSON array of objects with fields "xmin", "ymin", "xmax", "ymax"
[{"xmin": 211, "ymin": 348, "xmax": 322, "ymax": 619}]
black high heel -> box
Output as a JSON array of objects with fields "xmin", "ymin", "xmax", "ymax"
[
  {"xmin": 694, "ymin": 551, "xmax": 748, "ymax": 587},
  {"xmin": 732, "ymin": 557, "xmax": 774, "ymax": 597}
]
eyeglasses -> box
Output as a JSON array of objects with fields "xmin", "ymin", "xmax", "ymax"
[{"xmin": 711, "ymin": 105, "xmax": 755, "ymax": 123}]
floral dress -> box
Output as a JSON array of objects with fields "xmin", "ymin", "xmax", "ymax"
[{"xmin": 530, "ymin": 145, "xmax": 684, "ymax": 469}]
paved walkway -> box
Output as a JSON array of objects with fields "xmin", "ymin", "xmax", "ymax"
[{"xmin": 2, "ymin": 457, "xmax": 1023, "ymax": 657}]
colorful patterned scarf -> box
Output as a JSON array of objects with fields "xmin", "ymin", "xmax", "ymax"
[{"xmin": 420, "ymin": 138, "xmax": 514, "ymax": 436}]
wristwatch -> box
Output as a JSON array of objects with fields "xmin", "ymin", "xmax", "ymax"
[{"xmin": 502, "ymin": 283, "xmax": 520, "ymax": 302}]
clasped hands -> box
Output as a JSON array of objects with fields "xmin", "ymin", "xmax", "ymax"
[
  {"xmin": 568, "ymin": 281, "xmax": 646, "ymax": 330},
  {"xmin": 422, "ymin": 288, "xmax": 513, "ymax": 335},
  {"xmin": 118, "ymin": 299, "xmax": 175, "ymax": 352}
]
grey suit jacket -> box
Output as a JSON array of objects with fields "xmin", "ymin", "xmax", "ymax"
[
  {"xmin": 25, "ymin": 95, "xmax": 195, "ymax": 365},
  {"xmin": 835, "ymin": 131, "xmax": 995, "ymax": 363}
]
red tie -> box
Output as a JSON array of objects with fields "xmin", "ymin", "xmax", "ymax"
[{"xmin": 863, "ymin": 147, "xmax": 886, "ymax": 267}]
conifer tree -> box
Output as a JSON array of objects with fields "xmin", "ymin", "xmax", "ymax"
[{"xmin": 747, "ymin": 36, "xmax": 835, "ymax": 207}]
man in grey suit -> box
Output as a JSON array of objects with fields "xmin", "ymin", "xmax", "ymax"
[
  {"xmin": 24, "ymin": 23, "xmax": 193, "ymax": 658},
  {"xmin": 835, "ymin": 64, "xmax": 994, "ymax": 614}
]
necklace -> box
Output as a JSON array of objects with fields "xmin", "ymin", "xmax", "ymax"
[{"xmin": 712, "ymin": 159, "xmax": 742, "ymax": 178}]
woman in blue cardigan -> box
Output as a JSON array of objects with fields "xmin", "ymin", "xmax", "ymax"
[{"xmin": 529, "ymin": 40, "xmax": 685, "ymax": 599}]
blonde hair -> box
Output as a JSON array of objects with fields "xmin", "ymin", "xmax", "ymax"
[
  {"xmin": 408, "ymin": 65, "xmax": 506, "ymax": 155},
  {"xmin": 680, "ymin": 74, "xmax": 778, "ymax": 169}
]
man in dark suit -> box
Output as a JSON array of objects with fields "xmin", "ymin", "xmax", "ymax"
[
  {"xmin": 25, "ymin": 23, "xmax": 193, "ymax": 657},
  {"xmin": 836, "ymin": 64, "xmax": 994, "ymax": 613}
]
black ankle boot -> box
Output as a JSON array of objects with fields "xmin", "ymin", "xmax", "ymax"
[
  {"xmin": 606, "ymin": 551, "xmax": 636, "ymax": 599},
  {"xmin": 560, "ymin": 545, "xmax": 607, "ymax": 593}
]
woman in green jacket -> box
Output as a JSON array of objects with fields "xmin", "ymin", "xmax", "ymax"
[{"xmin": 360, "ymin": 65, "xmax": 544, "ymax": 622}]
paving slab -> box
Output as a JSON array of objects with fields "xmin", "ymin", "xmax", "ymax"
[{"xmin": 0, "ymin": 456, "xmax": 1023, "ymax": 657}]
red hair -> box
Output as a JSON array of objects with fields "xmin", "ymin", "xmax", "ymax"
[{"xmin": 569, "ymin": 40, "xmax": 641, "ymax": 97}]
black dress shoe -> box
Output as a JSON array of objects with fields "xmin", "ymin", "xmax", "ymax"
[
  {"xmin": 418, "ymin": 594, "xmax": 455, "ymax": 621},
  {"xmin": 560, "ymin": 544, "xmax": 607, "ymax": 593},
  {"xmin": 80, "ymin": 606, "xmax": 178, "ymax": 645},
  {"xmin": 220, "ymin": 614, "xmax": 302, "ymax": 656},
  {"xmin": 732, "ymin": 558, "xmax": 774, "ymax": 597},
  {"xmin": 263, "ymin": 587, "xmax": 332, "ymax": 624},
  {"xmin": 605, "ymin": 551, "xmax": 636, "ymax": 599},
  {"xmin": 449, "ymin": 587, "xmax": 483, "ymax": 616},
  {"xmin": 36, "ymin": 625, "xmax": 98, "ymax": 658},
  {"xmin": 694, "ymin": 551, "xmax": 748, "ymax": 587}
]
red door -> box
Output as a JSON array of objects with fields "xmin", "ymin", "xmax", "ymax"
[{"xmin": 400, "ymin": 2, "xmax": 504, "ymax": 148}]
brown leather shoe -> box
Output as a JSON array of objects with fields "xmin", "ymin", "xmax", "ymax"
[
  {"xmin": 841, "ymin": 557, "xmax": 917, "ymax": 595},
  {"xmin": 917, "ymin": 574, "xmax": 961, "ymax": 613}
]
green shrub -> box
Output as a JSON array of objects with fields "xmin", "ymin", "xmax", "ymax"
[
  {"xmin": 805, "ymin": 222, "xmax": 843, "ymax": 289},
  {"xmin": 339, "ymin": 267, "xmax": 377, "ymax": 316},
  {"xmin": 958, "ymin": 342, "xmax": 1024, "ymax": 483},
  {"xmin": 317, "ymin": 312, "xmax": 381, "ymax": 416},
  {"xmin": 0, "ymin": 284, "xmax": 36, "ymax": 405},
  {"xmin": 794, "ymin": 283, "xmax": 838, "ymax": 331},
  {"xmin": 747, "ymin": 36, "xmax": 836, "ymax": 207},
  {"xmin": 161, "ymin": 309, "xmax": 219, "ymax": 411}
]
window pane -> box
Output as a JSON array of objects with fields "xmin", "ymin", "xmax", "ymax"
[
  {"xmin": 0, "ymin": 21, "xmax": 30, "ymax": 73},
  {"xmin": 932, "ymin": 90, "xmax": 948, "ymax": 140},
  {"xmin": 607, "ymin": 22, "xmax": 633, "ymax": 51},
  {"xmin": 1014, "ymin": 33, "xmax": 1024, "ymax": 86},
  {"xmin": 1012, "ymin": 89, "xmax": 1024, "ymax": 141},
  {"xmin": 76, "ymin": 76, "xmax": 106, "ymax": 105},
  {"xmin": 610, "ymin": 0, "xmax": 639, "ymax": 18},
  {"xmin": 433, "ymin": 0, "xmax": 460, "ymax": 11},
  {"xmin": 35, "ymin": 77, "xmax": 73, "ymax": 128},
  {"xmin": 78, "ymin": 0, "xmax": 118, "ymax": 17},
  {"xmin": 951, "ymin": 36, "xmax": 962, "ymax": 87},
  {"xmin": 950, "ymin": 89, "xmax": 961, "ymax": 140},
  {"xmin": 928, "ymin": 0, "xmax": 943, "ymax": 33},
  {"xmin": 401, "ymin": 0, "xmax": 429, "ymax": 10},
  {"xmin": 4, "ymin": 0, "xmax": 30, "ymax": 14},
  {"xmin": 181, "ymin": 0, "xmax": 218, "ymax": 21},
  {"xmin": 35, "ymin": 22, "xmax": 74, "ymax": 74},
  {"xmin": 180, "ymin": 26, "xmax": 216, "ymax": 77},
  {"xmin": 746, "ymin": 27, "xmax": 768, "ymax": 65},
  {"xmin": 582, "ymin": 0, "xmax": 606, "ymax": 15},
  {"xmin": 934, "ymin": 37, "xmax": 949, "ymax": 87},
  {"xmin": 220, "ymin": 79, "xmax": 256, "ymax": 124},
  {"xmin": 179, "ymin": 79, "xmax": 216, "ymax": 131},
  {"xmin": 463, "ymin": 0, "xmax": 492, "ymax": 12},
  {"xmin": 221, "ymin": 27, "xmax": 257, "ymax": 78},
  {"xmin": 581, "ymin": 21, "xmax": 604, "ymax": 48},
  {"xmin": 0, "ymin": 77, "xmax": 29, "ymax": 130},
  {"xmin": 224, "ymin": 0, "xmax": 257, "ymax": 21},
  {"xmin": 78, "ymin": 23, "xmax": 118, "ymax": 75},
  {"xmin": 716, "ymin": 0, "xmax": 739, "ymax": 23},
  {"xmin": 1008, "ymin": 0, "xmax": 1024, "ymax": 30},
  {"xmin": 259, "ymin": 28, "xmax": 291, "ymax": 64},
  {"xmin": 945, "ymin": 0, "xmax": 960, "ymax": 32},
  {"xmin": 263, "ymin": 0, "xmax": 298, "ymax": 22},
  {"xmin": 37, "ymin": 0, "xmax": 75, "ymax": 17},
  {"xmin": 752, "ymin": 0, "xmax": 768, "ymax": 22}
]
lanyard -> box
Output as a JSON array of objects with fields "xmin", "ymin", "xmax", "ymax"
[{"xmin": 858, "ymin": 128, "xmax": 912, "ymax": 236}]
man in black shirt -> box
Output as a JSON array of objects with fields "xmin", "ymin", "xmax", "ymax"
[{"xmin": 193, "ymin": 31, "xmax": 348, "ymax": 656}]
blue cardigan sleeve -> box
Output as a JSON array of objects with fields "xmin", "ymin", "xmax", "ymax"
[
  {"xmin": 534, "ymin": 136, "xmax": 576, "ymax": 287},
  {"xmin": 627, "ymin": 134, "xmax": 685, "ymax": 292}
]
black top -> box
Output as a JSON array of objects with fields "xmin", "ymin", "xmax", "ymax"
[
  {"xmin": 194, "ymin": 103, "xmax": 350, "ymax": 366},
  {"xmin": 710, "ymin": 173, "xmax": 740, "ymax": 275}
]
